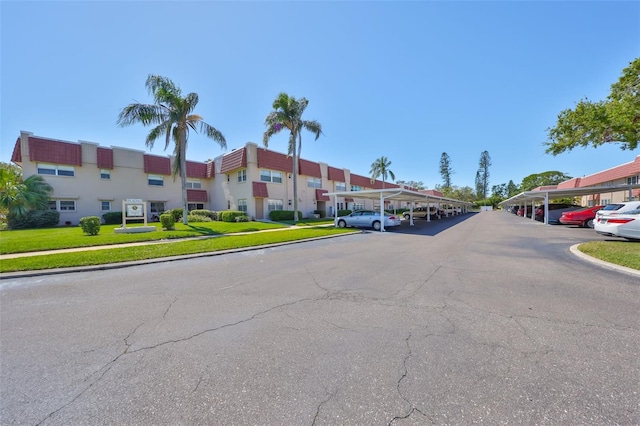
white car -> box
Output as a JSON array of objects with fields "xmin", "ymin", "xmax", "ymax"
[
  {"xmin": 594, "ymin": 208, "xmax": 640, "ymax": 240},
  {"xmin": 595, "ymin": 201, "xmax": 640, "ymax": 220},
  {"xmin": 336, "ymin": 210, "xmax": 401, "ymax": 231}
]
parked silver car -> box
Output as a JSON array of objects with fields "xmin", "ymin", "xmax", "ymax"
[
  {"xmin": 336, "ymin": 210, "xmax": 402, "ymax": 231},
  {"xmin": 402, "ymin": 206, "xmax": 442, "ymax": 220}
]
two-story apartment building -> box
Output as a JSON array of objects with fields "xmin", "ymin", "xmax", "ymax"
[{"xmin": 10, "ymin": 131, "xmax": 403, "ymax": 225}]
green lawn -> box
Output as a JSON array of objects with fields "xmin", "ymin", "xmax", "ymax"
[
  {"xmin": 0, "ymin": 221, "xmax": 289, "ymax": 254},
  {"xmin": 0, "ymin": 226, "xmax": 357, "ymax": 272},
  {"xmin": 578, "ymin": 240, "xmax": 640, "ymax": 270}
]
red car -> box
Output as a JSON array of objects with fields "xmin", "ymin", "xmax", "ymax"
[{"xmin": 559, "ymin": 205, "xmax": 604, "ymax": 228}]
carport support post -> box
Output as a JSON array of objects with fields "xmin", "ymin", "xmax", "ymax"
[
  {"xmin": 379, "ymin": 192, "xmax": 386, "ymax": 232},
  {"xmin": 531, "ymin": 200, "xmax": 535, "ymax": 222},
  {"xmin": 544, "ymin": 192, "xmax": 549, "ymax": 225},
  {"xmin": 409, "ymin": 202, "xmax": 415, "ymax": 226},
  {"xmin": 332, "ymin": 196, "xmax": 338, "ymax": 227},
  {"xmin": 426, "ymin": 198, "xmax": 431, "ymax": 222}
]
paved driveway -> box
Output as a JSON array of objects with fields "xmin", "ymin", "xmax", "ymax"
[{"xmin": 1, "ymin": 212, "xmax": 638, "ymax": 425}]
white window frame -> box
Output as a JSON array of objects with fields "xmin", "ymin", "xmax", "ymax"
[
  {"xmin": 150, "ymin": 202, "xmax": 165, "ymax": 214},
  {"xmin": 187, "ymin": 203, "xmax": 204, "ymax": 211},
  {"xmin": 351, "ymin": 185, "xmax": 362, "ymax": 191},
  {"xmin": 37, "ymin": 163, "xmax": 75, "ymax": 177},
  {"xmin": 267, "ymin": 199, "xmax": 283, "ymax": 211},
  {"xmin": 307, "ymin": 177, "xmax": 322, "ymax": 188},
  {"xmin": 238, "ymin": 199, "xmax": 248, "ymax": 213},
  {"xmin": 237, "ymin": 169, "xmax": 247, "ymax": 183},
  {"xmin": 627, "ymin": 175, "xmax": 639, "ymax": 185},
  {"xmin": 186, "ymin": 179, "xmax": 202, "ymax": 189},
  {"xmin": 48, "ymin": 199, "xmax": 77, "ymax": 212},
  {"xmin": 335, "ymin": 182, "xmax": 346, "ymax": 191},
  {"xmin": 101, "ymin": 201, "xmax": 111, "ymax": 211},
  {"xmin": 100, "ymin": 169, "xmax": 111, "ymax": 179},
  {"xmin": 261, "ymin": 170, "xmax": 283, "ymax": 184},
  {"xmin": 148, "ymin": 174, "xmax": 164, "ymax": 186}
]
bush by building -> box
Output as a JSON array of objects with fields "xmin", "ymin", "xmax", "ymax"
[
  {"xmin": 7, "ymin": 209, "xmax": 60, "ymax": 230},
  {"xmin": 79, "ymin": 216, "xmax": 101, "ymax": 235}
]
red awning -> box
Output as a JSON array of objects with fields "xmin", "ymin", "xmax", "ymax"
[
  {"xmin": 315, "ymin": 189, "xmax": 330, "ymax": 201},
  {"xmin": 253, "ymin": 181, "xmax": 269, "ymax": 198},
  {"xmin": 187, "ymin": 189, "xmax": 208, "ymax": 202}
]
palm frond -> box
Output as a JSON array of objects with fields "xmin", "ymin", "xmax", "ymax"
[
  {"xmin": 200, "ymin": 122, "xmax": 227, "ymax": 148},
  {"xmin": 116, "ymin": 103, "xmax": 165, "ymax": 127}
]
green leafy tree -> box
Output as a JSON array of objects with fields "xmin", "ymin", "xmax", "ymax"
[
  {"xmin": 117, "ymin": 75, "xmax": 226, "ymax": 225},
  {"xmin": 546, "ymin": 58, "xmax": 640, "ymax": 155},
  {"xmin": 520, "ymin": 171, "xmax": 572, "ymax": 192},
  {"xmin": 439, "ymin": 152, "xmax": 454, "ymax": 188},
  {"xmin": 476, "ymin": 151, "xmax": 491, "ymax": 199},
  {"xmin": 507, "ymin": 180, "xmax": 520, "ymax": 197},
  {"xmin": 370, "ymin": 156, "xmax": 395, "ymax": 189},
  {"xmin": 491, "ymin": 183, "xmax": 508, "ymax": 199},
  {"xmin": 263, "ymin": 92, "xmax": 323, "ymax": 223},
  {"xmin": 396, "ymin": 180, "xmax": 425, "ymax": 190},
  {"xmin": 0, "ymin": 162, "xmax": 52, "ymax": 219}
]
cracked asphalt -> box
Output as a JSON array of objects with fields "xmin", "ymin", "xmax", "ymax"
[{"xmin": 1, "ymin": 212, "xmax": 638, "ymax": 425}]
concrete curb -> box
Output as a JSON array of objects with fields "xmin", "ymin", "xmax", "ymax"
[{"xmin": 570, "ymin": 244, "xmax": 640, "ymax": 278}]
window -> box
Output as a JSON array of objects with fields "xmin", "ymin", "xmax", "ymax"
[
  {"xmin": 601, "ymin": 198, "xmax": 611, "ymax": 205},
  {"xmin": 627, "ymin": 176, "xmax": 639, "ymax": 185},
  {"xmin": 352, "ymin": 202, "xmax": 364, "ymax": 210},
  {"xmin": 335, "ymin": 182, "xmax": 346, "ymax": 191},
  {"xmin": 186, "ymin": 180, "xmax": 202, "ymax": 189},
  {"xmin": 188, "ymin": 203, "xmax": 204, "ymax": 211},
  {"xmin": 237, "ymin": 169, "xmax": 247, "ymax": 183},
  {"xmin": 150, "ymin": 202, "xmax": 165, "ymax": 214},
  {"xmin": 148, "ymin": 174, "xmax": 164, "ymax": 186},
  {"xmin": 48, "ymin": 200, "xmax": 76, "ymax": 211},
  {"xmin": 100, "ymin": 169, "xmax": 111, "ymax": 179},
  {"xmin": 238, "ymin": 199, "xmax": 247, "ymax": 213},
  {"xmin": 337, "ymin": 202, "xmax": 344, "ymax": 211},
  {"xmin": 307, "ymin": 177, "xmax": 322, "ymax": 188},
  {"xmin": 101, "ymin": 201, "xmax": 111, "ymax": 211},
  {"xmin": 260, "ymin": 170, "xmax": 283, "ymax": 183},
  {"xmin": 267, "ymin": 199, "xmax": 283, "ymax": 211},
  {"xmin": 351, "ymin": 185, "xmax": 362, "ymax": 191},
  {"xmin": 37, "ymin": 163, "xmax": 75, "ymax": 177}
]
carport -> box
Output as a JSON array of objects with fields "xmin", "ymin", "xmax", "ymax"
[
  {"xmin": 323, "ymin": 188, "xmax": 474, "ymax": 231},
  {"xmin": 498, "ymin": 183, "xmax": 640, "ymax": 225}
]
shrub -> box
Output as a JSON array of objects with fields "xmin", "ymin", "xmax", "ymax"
[
  {"xmin": 313, "ymin": 209, "xmax": 326, "ymax": 218},
  {"xmin": 268, "ymin": 210, "xmax": 303, "ymax": 221},
  {"xmin": 160, "ymin": 213, "xmax": 175, "ymax": 230},
  {"xmin": 8, "ymin": 209, "xmax": 60, "ymax": 229},
  {"xmin": 102, "ymin": 211, "xmax": 122, "ymax": 225},
  {"xmin": 337, "ymin": 209, "xmax": 352, "ymax": 217},
  {"xmin": 187, "ymin": 214, "xmax": 212, "ymax": 222},
  {"xmin": 168, "ymin": 208, "xmax": 183, "ymax": 222},
  {"xmin": 235, "ymin": 215, "xmax": 250, "ymax": 222},
  {"xmin": 219, "ymin": 210, "xmax": 246, "ymax": 222},
  {"xmin": 190, "ymin": 209, "xmax": 217, "ymax": 220},
  {"xmin": 79, "ymin": 216, "xmax": 101, "ymax": 235}
]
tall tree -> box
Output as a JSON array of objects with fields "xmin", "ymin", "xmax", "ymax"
[
  {"xmin": 507, "ymin": 180, "xmax": 520, "ymax": 197},
  {"xmin": 396, "ymin": 180, "xmax": 425, "ymax": 190},
  {"xmin": 545, "ymin": 58, "xmax": 640, "ymax": 155},
  {"xmin": 520, "ymin": 171, "xmax": 572, "ymax": 192},
  {"xmin": 0, "ymin": 163, "xmax": 52, "ymax": 219},
  {"xmin": 476, "ymin": 150, "xmax": 491, "ymax": 199},
  {"xmin": 117, "ymin": 75, "xmax": 226, "ymax": 225},
  {"xmin": 263, "ymin": 93, "xmax": 322, "ymax": 223},
  {"xmin": 439, "ymin": 152, "xmax": 454, "ymax": 188},
  {"xmin": 370, "ymin": 156, "xmax": 395, "ymax": 189}
]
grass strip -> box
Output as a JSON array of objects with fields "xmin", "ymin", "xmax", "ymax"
[
  {"xmin": 0, "ymin": 221, "xmax": 288, "ymax": 254},
  {"xmin": 578, "ymin": 241, "xmax": 640, "ymax": 270},
  {"xmin": 0, "ymin": 227, "xmax": 357, "ymax": 272}
]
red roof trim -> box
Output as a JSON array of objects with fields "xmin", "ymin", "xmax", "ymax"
[
  {"xmin": 220, "ymin": 148, "xmax": 247, "ymax": 173},
  {"xmin": 187, "ymin": 189, "xmax": 208, "ymax": 202},
  {"xmin": 349, "ymin": 173, "xmax": 372, "ymax": 188},
  {"xmin": 143, "ymin": 155, "xmax": 171, "ymax": 175},
  {"xmin": 97, "ymin": 147, "xmax": 113, "ymax": 169},
  {"xmin": 316, "ymin": 189, "xmax": 330, "ymax": 201},
  {"xmin": 327, "ymin": 166, "xmax": 345, "ymax": 182},
  {"xmin": 252, "ymin": 181, "xmax": 269, "ymax": 198},
  {"xmin": 186, "ymin": 161, "xmax": 208, "ymax": 179},
  {"xmin": 11, "ymin": 138, "xmax": 21, "ymax": 164},
  {"xmin": 257, "ymin": 148, "xmax": 293, "ymax": 173},
  {"xmin": 28, "ymin": 137, "xmax": 82, "ymax": 166},
  {"xmin": 299, "ymin": 158, "xmax": 321, "ymax": 178}
]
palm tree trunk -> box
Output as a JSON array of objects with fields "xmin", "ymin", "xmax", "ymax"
[
  {"xmin": 292, "ymin": 132, "xmax": 299, "ymax": 223},
  {"xmin": 179, "ymin": 129, "xmax": 189, "ymax": 225}
]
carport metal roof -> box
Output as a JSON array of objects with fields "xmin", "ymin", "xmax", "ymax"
[
  {"xmin": 498, "ymin": 184, "xmax": 640, "ymax": 206},
  {"xmin": 498, "ymin": 183, "xmax": 640, "ymax": 225},
  {"xmin": 323, "ymin": 188, "xmax": 474, "ymax": 231}
]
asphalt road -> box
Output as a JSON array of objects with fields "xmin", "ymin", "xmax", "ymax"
[{"xmin": 1, "ymin": 212, "xmax": 638, "ymax": 425}]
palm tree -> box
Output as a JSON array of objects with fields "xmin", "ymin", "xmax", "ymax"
[
  {"xmin": 370, "ymin": 156, "xmax": 395, "ymax": 189},
  {"xmin": 263, "ymin": 93, "xmax": 323, "ymax": 223},
  {"xmin": 0, "ymin": 164, "xmax": 52, "ymax": 218},
  {"xmin": 117, "ymin": 75, "xmax": 226, "ymax": 225}
]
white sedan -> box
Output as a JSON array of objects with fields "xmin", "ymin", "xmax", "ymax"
[
  {"xmin": 336, "ymin": 210, "xmax": 401, "ymax": 231},
  {"xmin": 594, "ymin": 208, "xmax": 640, "ymax": 241}
]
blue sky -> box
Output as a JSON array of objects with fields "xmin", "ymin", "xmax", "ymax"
[{"xmin": 1, "ymin": 1, "xmax": 638, "ymax": 191}]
